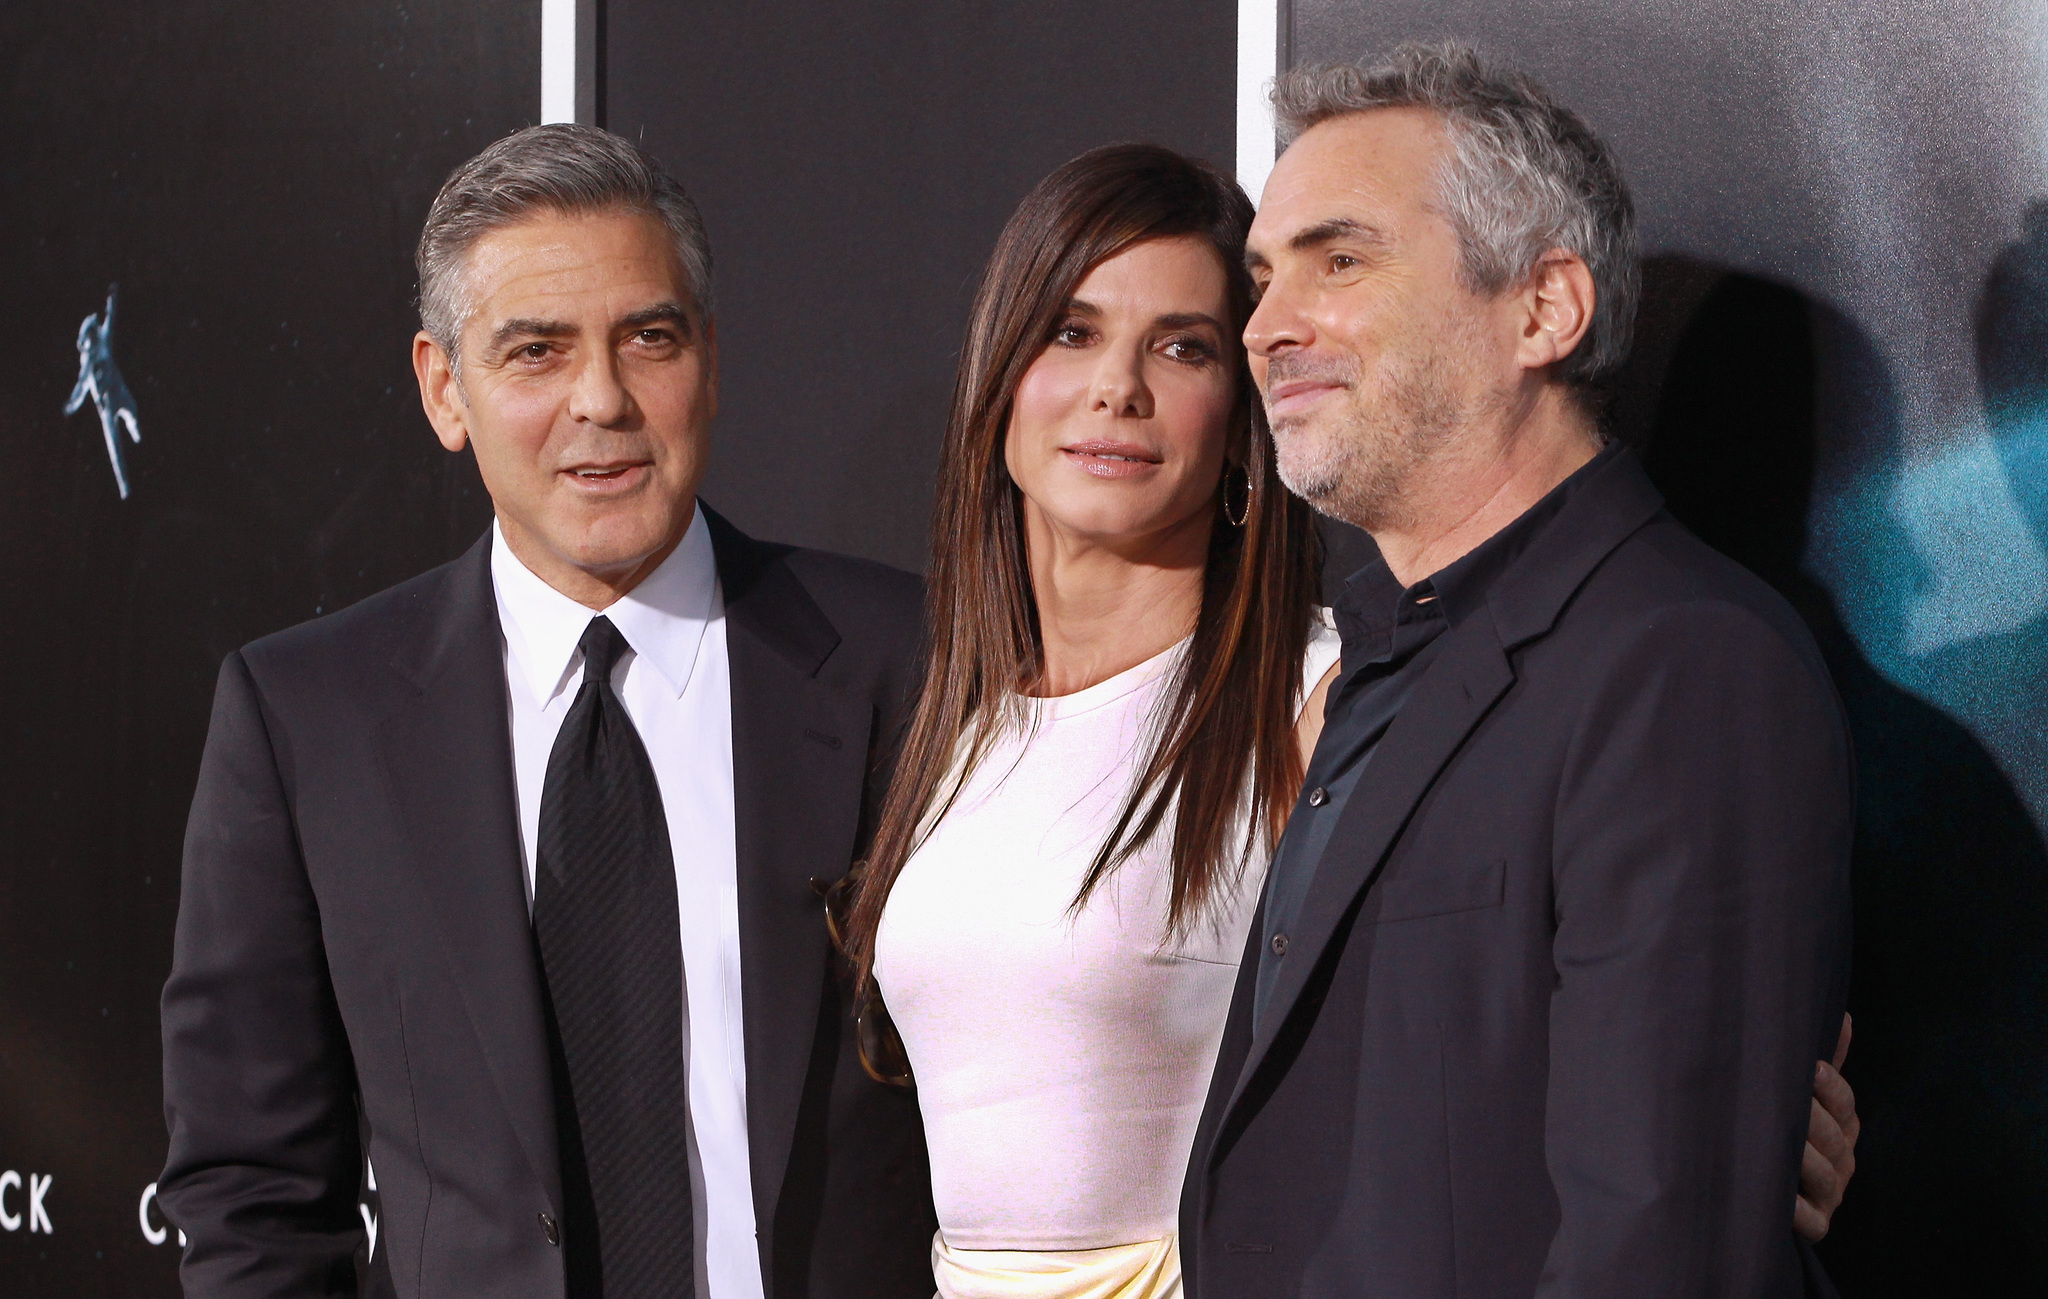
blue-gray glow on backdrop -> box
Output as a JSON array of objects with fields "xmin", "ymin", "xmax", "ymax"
[{"xmin": 63, "ymin": 283, "xmax": 141, "ymax": 500}]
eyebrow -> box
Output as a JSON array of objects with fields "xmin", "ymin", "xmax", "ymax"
[
  {"xmin": 1061, "ymin": 299, "xmax": 1226, "ymax": 332},
  {"xmin": 1291, "ymin": 217, "xmax": 1393, "ymax": 252},
  {"xmin": 1245, "ymin": 217, "xmax": 1395, "ymax": 270},
  {"xmin": 618, "ymin": 301, "xmax": 693, "ymax": 333},
  {"xmin": 485, "ymin": 301, "xmax": 694, "ymax": 354},
  {"xmin": 487, "ymin": 317, "xmax": 575, "ymax": 352}
]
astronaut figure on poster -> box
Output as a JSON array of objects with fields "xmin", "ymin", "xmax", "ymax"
[{"xmin": 64, "ymin": 283, "xmax": 141, "ymax": 499}]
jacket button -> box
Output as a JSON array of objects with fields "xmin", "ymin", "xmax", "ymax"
[
  {"xmin": 539, "ymin": 1212, "xmax": 559, "ymax": 1246},
  {"xmin": 1307, "ymin": 786, "xmax": 1328, "ymax": 807},
  {"xmin": 1271, "ymin": 932, "xmax": 1289, "ymax": 956}
]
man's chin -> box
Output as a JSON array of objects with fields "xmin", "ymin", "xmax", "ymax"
[
  {"xmin": 541, "ymin": 509, "xmax": 686, "ymax": 573},
  {"xmin": 567, "ymin": 527, "xmax": 677, "ymax": 573},
  {"xmin": 1283, "ymin": 480, "xmax": 1354, "ymax": 524},
  {"xmin": 1275, "ymin": 430, "xmax": 1396, "ymax": 530},
  {"xmin": 1274, "ymin": 449, "xmax": 1345, "ymax": 516}
]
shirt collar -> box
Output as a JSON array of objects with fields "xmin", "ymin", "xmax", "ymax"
[
  {"xmin": 491, "ymin": 507, "xmax": 720, "ymax": 707},
  {"xmin": 1333, "ymin": 439, "xmax": 1622, "ymax": 651}
]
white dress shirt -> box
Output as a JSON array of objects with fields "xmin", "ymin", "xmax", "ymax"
[{"xmin": 491, "ymin": 511, "xmax": 762, "ymax": 1299}]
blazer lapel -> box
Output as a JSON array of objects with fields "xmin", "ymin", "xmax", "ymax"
[
  {"xmin": 1225, "ymin": 620, "xmax": 1516, "ymax": 1116},
  {"xmin": 708, "ymin": 509, "xmax": 876, "ymax": 1244},
  {"xmin": 375, "ymin": 534, "xmax": 562, "ymax": 1213},
  {"xmin": 1219, "ymin": 449, "xmax": 1672, "ymax": 1128}
]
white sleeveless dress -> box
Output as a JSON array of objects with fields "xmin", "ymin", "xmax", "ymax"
[{"xmin": 873, "ymin": 617, "xmax": 1343, "ymax": 1299}]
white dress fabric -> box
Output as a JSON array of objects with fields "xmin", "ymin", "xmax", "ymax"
[
  {"xmin": 873, "ymin": 615, "xmax": 1342, "ymax": 1272},
  {"xmin": 929, "ymin": 1233, "xmax": 1180, "ymax": 1299}
]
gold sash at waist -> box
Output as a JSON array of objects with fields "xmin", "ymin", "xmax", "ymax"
[{"xmin": 931, "ymin": 1231, "xmax": 1181, "ymax": 1299}]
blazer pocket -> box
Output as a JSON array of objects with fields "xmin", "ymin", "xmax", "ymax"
[{"xmin": 1375, "ymin": 858, "xmax": 1506, "ymax": 923}]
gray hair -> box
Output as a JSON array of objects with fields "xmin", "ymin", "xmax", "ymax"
[
  {"xmin": 1273, "ymin": 41, "xmax": 1638, "ymax": 386},
  {"xmin": 416, "ymin": 123, "xmax": 715, "ymax": 365}
]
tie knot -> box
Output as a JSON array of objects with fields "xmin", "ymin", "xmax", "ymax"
[{"xmin": 577, "ymin": 615, "xmax": 630, "ymax": 686}]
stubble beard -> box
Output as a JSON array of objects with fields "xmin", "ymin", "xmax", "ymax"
[{"xmin": 1268, "ymin": 341, "xmax": 1465, "ymax": 534}]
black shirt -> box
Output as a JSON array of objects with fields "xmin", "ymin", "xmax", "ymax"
[{"xmin": 1253, "ymin": 444, "xmax": 1622, "ymax": 1033}]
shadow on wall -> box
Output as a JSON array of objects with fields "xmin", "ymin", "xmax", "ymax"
[
  {"xmin": 1980, "ymin": 200, "xmax": 2048, "ymax": 544},
  {"xmin": 1611, "ymin": 257, "xmax": 2048, "ymax": 1291},
  {"xmin": 1967, "ymin": 200, "xmax": 2048, "ymax": 797}
]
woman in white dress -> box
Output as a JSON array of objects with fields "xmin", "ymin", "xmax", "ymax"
[{"xmin": 836, "ymin": 144, "xmax": 1857, "ymax": 1299}]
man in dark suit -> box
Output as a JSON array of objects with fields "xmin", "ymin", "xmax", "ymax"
[
  {"xmin": 1183, "ymin": 44, "xmax": 1853, "ymax": 1297},
  {"xmin": 159, "ymin": 125, "xmax": 934, "ymax": 1297}
]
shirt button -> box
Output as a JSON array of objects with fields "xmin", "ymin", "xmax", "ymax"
[
  {"xmin": 539, "ymin": 1212, "xmax": 560, "ymax": 1246},
  {"xmin": 1271, "ymin": 932, "xmax": 1290, "ymax": 956},
  {"xmin": 1307, "ymin": 787, "xmax": 1328, "ymax": 807}
]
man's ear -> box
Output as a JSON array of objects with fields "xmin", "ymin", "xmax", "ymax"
[
  {"xmin": 1514, "ymin": 249, "xmax": 1596, "ymax": 375},
  {"xmin": 413, "ymin": 331, "xmax": 472, "ymax": 453}
]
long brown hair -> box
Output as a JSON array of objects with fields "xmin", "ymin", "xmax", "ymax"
[{"xmin": 844, "ymin": 143, "xmax": 1322, "ymax": 1002}]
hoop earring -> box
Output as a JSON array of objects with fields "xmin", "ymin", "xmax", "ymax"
[{"xmin": 1223, "ymin": 463, "xmax": 1251, "ymax": 527}]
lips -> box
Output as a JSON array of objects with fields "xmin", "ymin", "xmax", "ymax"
[
  {"xmin": 1060, "ymin": 440, "xmax": 1163, "ymax": 479},
  {"xmin": 562, "ymin": 462, "xmax": 651, "ymax": 490},
  {"xmin": 1264, "ymin": 378, "xmax": 1344, "ymax": 420}
]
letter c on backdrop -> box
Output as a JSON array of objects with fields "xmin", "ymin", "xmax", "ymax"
[
  {"xmin": 0, "ymin": 1169, "xmax": 19, "ymax": 1231},
  {"xmin": 138, "ymin": 1182, "xmax": 166, "ymax": 1246}
]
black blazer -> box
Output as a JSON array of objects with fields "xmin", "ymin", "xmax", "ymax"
[
  {"xmin": 159, "ymin": 509, "xmax": 937, "ymax": 1298},
  {"xmin": 1182, "ymin": 452, "xmax": 1853, "ymax": 1297}
]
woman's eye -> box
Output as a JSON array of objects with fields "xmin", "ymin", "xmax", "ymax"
[
  {"xmin": 1163, "ymin": 337, "xmax": 1215, "ymax": 363},
  {"xmin": 1051, "ymin": 322, "xmax": 1093, "ymax": 347}
]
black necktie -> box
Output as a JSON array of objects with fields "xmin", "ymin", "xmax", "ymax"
[{"xmin": 533, "ymin": 616, "xmax": 695, "ymax": 1297}]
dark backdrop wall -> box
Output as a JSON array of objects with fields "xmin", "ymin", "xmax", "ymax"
[
  {"xmin": 6, "ymin": 2, "xmax": 2043, "ymax": 1295},
  {"xmin": 0, "ymin": 3, "xmax": 535, "ymax": 1292},
  {"xmin": 1287, "ymin": 1, "xmax": 2048, "ymax": 1289},
  {"xmin": 605, "ymin": 1, "xmax": 1238, "ymax": 574},
  {"xmin": 0, "ymin": 3, "xmax": 1241, "ymax": 1293}
]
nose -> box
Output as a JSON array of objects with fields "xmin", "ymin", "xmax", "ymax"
[
  {"xmin": 566, "ymin": 346, "xmax": 635, "ymax": 428},
  {"xmin": 1089, "ymin": 342, "xmax": 1154, "ymax": 420},
  {"xmin": 1244, "ymin": 274, "xmax": 1315, "ymax": 360}
]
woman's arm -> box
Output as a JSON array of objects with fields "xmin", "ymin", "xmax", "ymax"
[{"xmin": 1294, "ymin": 659, "xmax": 1342, "ymax": 765}]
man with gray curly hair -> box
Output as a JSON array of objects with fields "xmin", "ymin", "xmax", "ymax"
[
  {"xmin": 1182, "ymin": 42, "xmax": 1853, "ymax": 1297},
  {"xmin": 1257, "ymin": 42, "xmax": 1640, "ymax": 534}
]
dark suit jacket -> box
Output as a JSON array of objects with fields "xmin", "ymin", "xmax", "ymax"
[
  {"xmin": 1182, "ymin": 451, "xmax": 1853, "ymax": 1297},
  {"xmin": 159, "ymin": 508, "xmax": 937, "ymax": 1298}
]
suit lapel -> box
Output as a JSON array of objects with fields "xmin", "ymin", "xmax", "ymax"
[
  {"xmin": 1218, "ymin": 449, "xmax": 1672, "ymax": 1131},
  {"xmin": 1225, "ymin": 619, "xmax": 1516, "ymax": 1116},
  {"xmin": 708, "ymin": 510, "xmax": 876, "ymax": 1245},
  {"xmin": 375, "ymin": 534, "xmax": 562, "ymax": 1211}
]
